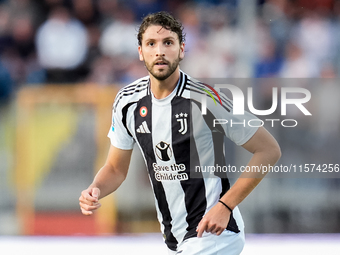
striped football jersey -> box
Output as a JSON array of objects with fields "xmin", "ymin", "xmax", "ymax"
[{"xmin": 108, "ymin": 70, "xmax": 258, "ymax": 251}]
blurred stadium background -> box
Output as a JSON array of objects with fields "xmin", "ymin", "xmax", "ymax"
[{"xmin": 1, "ymin": 0, "xmax": 340, "ymax": 254}]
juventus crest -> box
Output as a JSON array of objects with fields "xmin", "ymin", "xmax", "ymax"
[{"xmin": 175, "ymin": 113, "xmax": 188, "ymax": 135}]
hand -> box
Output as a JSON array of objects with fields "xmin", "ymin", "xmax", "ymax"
[
  {"xmin": 79, "ymin": 187, "xmax": 101, "ymax": 215},
  {"xmin": 196, "ymin": 202, "xmax": 231, "ymax": 237}
]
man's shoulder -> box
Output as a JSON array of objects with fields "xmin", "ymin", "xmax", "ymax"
[
  {"xmin": 118, "ymin": 75, "xmax": 150, "ymax": 94},
  {"xmin": 113, "ymin": 75, "xmax": 150, "ymax": 110},
  {"xmin": 174, "ymin": 70, "xmax": 202, "ymax": 99},
  {"xmin": 180, "ymin": 72, "xmax": 233, "ymax": 112},
  {"xmin": 179, "ymin": 72, "xmax": 206, "ymax": 99}
]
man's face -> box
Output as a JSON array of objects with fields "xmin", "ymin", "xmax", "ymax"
[{"xmin": 138, "ymin": 25, "xmax": 185, "ymax": 81}]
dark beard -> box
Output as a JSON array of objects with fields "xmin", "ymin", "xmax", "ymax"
[{"xmin": 144, "ymin": 56, "xmax": 180, "ymax": 81}]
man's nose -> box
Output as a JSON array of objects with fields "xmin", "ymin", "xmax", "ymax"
[{"xmin": 155, "ymin": 44, "xmax": 165, "ymax": 57}]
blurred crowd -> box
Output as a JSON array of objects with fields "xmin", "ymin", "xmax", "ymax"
[{"xmin": 1, "ymin": 0, "xmax": 340, "ymax": 104}]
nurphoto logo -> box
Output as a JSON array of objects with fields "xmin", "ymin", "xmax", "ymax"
[{"xmin": 200, "ymin": 84, "xmax": 312, "ymax": 128}]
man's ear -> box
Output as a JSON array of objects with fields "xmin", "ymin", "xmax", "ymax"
[
  {"xmin": 179, "ymin": 42, "xmax": 185, "ymax": 60},
  {"xmin": 138, "ymin": 46, "xmax": 144, "ymax": 61}
]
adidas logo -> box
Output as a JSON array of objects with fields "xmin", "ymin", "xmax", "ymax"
[{"xmin": 136, "ymin": 121, "xmax": 151, "ymax": 133}]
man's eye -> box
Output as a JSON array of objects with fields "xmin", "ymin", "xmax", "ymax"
[
  {"xmin": 148, "ymin": 42, "xmax": 154, "ymax": 46},
  {"xmin": 165, "ymin": 41, "xmax": 172, "ymax": 46}
]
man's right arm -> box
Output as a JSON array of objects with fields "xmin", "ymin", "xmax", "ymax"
[{"xmin": 79, "ymin": 145, "xmax": 133, "ymax": 215}]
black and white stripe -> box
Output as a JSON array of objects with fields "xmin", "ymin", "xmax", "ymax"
[{"xmin": 113, "ymin": 78, "xmax": 149, "ymax": 111}]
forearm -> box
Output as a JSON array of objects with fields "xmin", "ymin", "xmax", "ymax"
[
  {"xmin": 221, "ymin": 128, "xmax": 281, "ymax": 209},
  {"xmin": 89, "ymin": 164, "xmax": 126, "ymax": 200},
  {"xmin": 79, "ymin": 146, "xmax": 131, "ymax": 215}
]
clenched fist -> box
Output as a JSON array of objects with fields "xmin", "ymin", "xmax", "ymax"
[{"xmin": 79, "ymin": 187, "xmax": 101, "ymax": 215}]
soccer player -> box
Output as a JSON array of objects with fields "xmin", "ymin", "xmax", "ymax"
[{"xmin": 79, "ymin": 11, "xmax": 281, "ymax": 255}]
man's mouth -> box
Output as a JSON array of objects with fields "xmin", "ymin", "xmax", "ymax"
[{"xmin": 154, "ymin": 60, "xmax": 168, "ymax": 66}]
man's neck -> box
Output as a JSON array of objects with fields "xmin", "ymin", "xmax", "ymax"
[{"xmin": 149, "ymin": 68, "xmax": 180, "ymax": 99}]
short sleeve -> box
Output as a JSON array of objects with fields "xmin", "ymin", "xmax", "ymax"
[
  {"xmin": 205, "ymin": 92, "xmax": 259, "ymax": 146},
  {"xmin": 107, "ymin": 104, "xmax": 135, "ymax": 150},
  {"xmin": 225, "ymin": 110, "xmax": 258, "ymax": 145}
]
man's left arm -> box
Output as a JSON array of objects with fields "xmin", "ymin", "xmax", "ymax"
[{"xmin": 197, "ymin": 126, "xmax": 281, "ymax": 237}]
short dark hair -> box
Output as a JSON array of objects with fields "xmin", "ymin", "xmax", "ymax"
[{"xmin": 137, "ymin": 11, "xmax": 185, "ymax": 46}]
